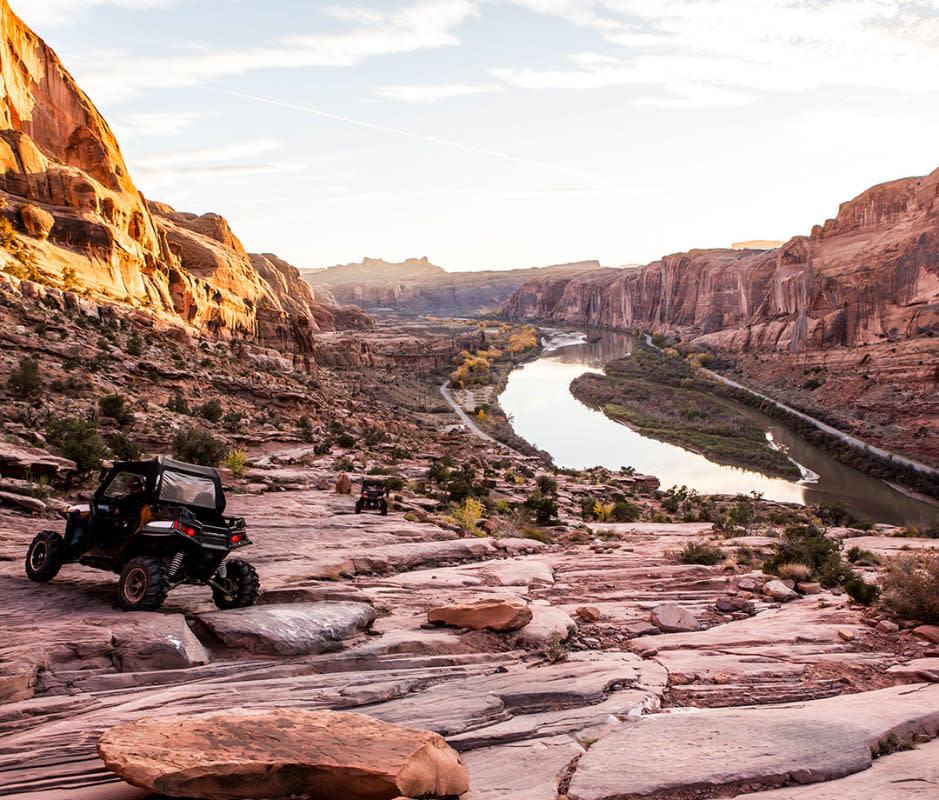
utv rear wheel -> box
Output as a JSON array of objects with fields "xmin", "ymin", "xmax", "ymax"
[
  {"xmin": 25, "ymin": 530, "xmax": 65, "ymax": 582},
  {"xmin": 379, "ymin": 499, "xmax": 388, "ymax": 516},
  {"xmin": 354, "ymin": 499, "xmax": 363, "ymax": 514},
  {"xmin": 119, "ymin": 556, "xmax": 169, "ymax": 611},
  {"xmin": 212, "ymin": 559, "xmax": 260, "ymax": 609}
]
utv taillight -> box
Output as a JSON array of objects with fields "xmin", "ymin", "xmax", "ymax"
[
  {"xmin": 173, "ymin": 521, "xmax": 197, "ymax": 537},
  {"xmin": 231, "ymin": 534, "xmax": 244, "ymax": 543}
]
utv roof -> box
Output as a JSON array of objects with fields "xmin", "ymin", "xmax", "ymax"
[{"xmin": 109, "ymin": 457, "xmax": 221, "ymax": 481}]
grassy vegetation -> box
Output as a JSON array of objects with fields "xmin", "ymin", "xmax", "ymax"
[{"xmin": 571, "ymin": 346, "xmax": 801, "ymax": 480}]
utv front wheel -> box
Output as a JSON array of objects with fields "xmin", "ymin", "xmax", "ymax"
[
  {"xmin": 212, "ymin": 559, "xmax": 260, "ymax": 609},
  {"xmin": 25, "ymin": 530, "xmax": 65, "ymax": 582},
  {"xmin": 119, "ymin": 556, "xmax": 169, "ymax": 611}
]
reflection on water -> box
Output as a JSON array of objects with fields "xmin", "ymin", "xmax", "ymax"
[{"xmin": 499, "ymin": 330, "xmax": 939, "ymax": 526}]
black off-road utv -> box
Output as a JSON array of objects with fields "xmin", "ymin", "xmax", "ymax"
[
  {"xmin": 25, "ymin": 457, "xmax": 259, "ymax": 612},
  {"xmin": 355, "ymin": 478, "xmax": 388, "ymax": 515}
]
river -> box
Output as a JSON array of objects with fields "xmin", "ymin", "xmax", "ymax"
[{"xmin": 498, "ymin": 330, "xmax": 939, "ymax": 526}]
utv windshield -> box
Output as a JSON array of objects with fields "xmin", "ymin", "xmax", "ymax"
[{"xmin": 159, "ymin": 470, "xmax": 217, "ymax": 509}]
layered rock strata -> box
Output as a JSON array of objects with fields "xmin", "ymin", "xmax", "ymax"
[{"xmin": 0, "ymin": 0, "xmax": 370, "ymax": 353}]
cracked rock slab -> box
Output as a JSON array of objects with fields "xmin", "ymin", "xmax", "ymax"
[
  {"xmin": 568, "ymin": 684, "xmax": 939, "ymax": 800},
  {"xmin": 461, "ymin": 735, "xmax": 584, "ymax": 799},
  {"xmin": 191, "ymin": 601, "xmax": 376, "ymax": 656}
]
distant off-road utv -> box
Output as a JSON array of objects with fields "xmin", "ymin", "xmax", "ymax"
[
  {"xmin": 25, "ymin": 457, "xmax": 259, "ymax": 612},
  {"xmin": 355, "ymin": 478, "xmax": 388, "ymax": 515}
]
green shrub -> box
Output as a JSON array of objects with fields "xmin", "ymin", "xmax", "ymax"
[
  {"xmin": 763, "ymin": 524, "xmax": 843, "ymax": 586},
  {"xmin": 336, "ymin": 432, "xmax": 356, "ymax": 448},
  {"xmin": 109, "ymin": 432, "xmax": 141, "ymax": 461},
  {"xmin": 197, "ymin": 398, "xmax": 224, "ymax": 423},
  {"xmin": 167, "ymin": 390, "xmax": 190, "ymax": 415},
  {"xmin": 7, "ymin": 356, "xmax": 42, "ymax": 399},
  {"xmin": 222, "ymin": 411, "xmax": 245, "ymax": 433},
  {"xmin": 426, "ymin": 459, "xmax": 451, "ymax": 484},
  {"xmin": 612, "ymin": 499, "xmax": 640, "ymax": 522},
  {"xmin": 879, "ymin": 554, "xmax": 939, "ymax": 623},
  {"xmin": 224, "ymin": 449, "xmax": 248, "ymax": 478},
  {"xmin": 846, "ymin": 546, "xmax": 881, "ymax": 565},
  {"xmin": 46, "ymin": 417, "xmax": 107, "ymax": 473},
  {"xmin": 98, "ymin": 393, "xmax": 134, "ymax": 427},
  {"xmin": 845, "ymin": 576, "xmax": 880, "ymax": 606},
  {"xmin": 126, "ymin": 332, "xmax": 144, "ymax": 356},
  {"xmin": 523, "ymin": 491, "xmax": 558, "ymax": 525},
  {"xmin": 536, "ymin": 475, "xmax": 558, "ymax": 495},
  {"xmin": 314, "ymin": 440, "xmax": 331, "ymax": 455},
  {"xmin": 383, "ymin": 476, "xmax": 405, "ymax": 492},
  {"xmin": 678, "ymin": 541, "xmax": 725, "ymax": 565},
  {"xmin": 172, "ymin": 426, "xmax": 226, "ymax": 466}
]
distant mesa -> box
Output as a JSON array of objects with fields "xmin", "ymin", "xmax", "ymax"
[
  {"xmin": 732, "ymin": 240, "xmax": 784, "ymax": 251},
  {"xmin": 302, "ymin": 257, "xmax": 601, "ymax": 316}
]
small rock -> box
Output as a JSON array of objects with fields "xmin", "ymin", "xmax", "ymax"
[
  {"xmin": 650, "ymin": 604, "xmax": 699, "ymax": 633},
  {"xmin": 797, "ymin": 582, "xmax": 822, "ymax": 595},
  {"xmin": 428, "ymin": 598, "xmax": 532, "ymax": 632},
  {"xmin": 737, "ymin": 575, "xmax": 765, "ymax": 593},
  {"xmin": 876, "ymin": 620, "xmax": 900, "ymax": 634},
  {"xmin": 716, "ymin": 596, "xmax": 755, "ymax": 614},
  {"xmin": 516, "ymin": 601, "xmax": 577, "ymax": 647},
  {"xmin": 576, "ymin": 606, "xmax": 602, "ymax": 621},
  {"xmin": 838, "ymin": 629, "xmax": 856, "ymax": 642},
  {"xmin": 913, "ymin": 626, "xmax": 939, "ymax": 645},
  {"xmin": 763, "ymin": 580, "xmax": 799, "ymax": 602}
]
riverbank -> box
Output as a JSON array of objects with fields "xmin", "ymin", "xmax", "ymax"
[{"xmin": 570, "ymin": 344, "xmax": 802, "ymax": 480}]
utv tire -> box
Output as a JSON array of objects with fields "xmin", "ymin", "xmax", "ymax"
[
  {"xmin": 354, "ymin": 499, "xmax": 363, "ymax": 514},
  {"xmin": 379, "ymin": 499, "xmax": 388, "ymax": 516},
  {"xmin": 119, "ymin": 556, "xmax": 169, "ymax": 611},
  {"xmin": 25, "ymin": 530, "xmax": 65, "ymax": 582},
  {"xmin": 212, "ymin": 558, "xmax": 260, "ymax": 609}
]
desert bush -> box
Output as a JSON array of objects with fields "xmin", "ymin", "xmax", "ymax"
[
  {"xmin": 197, "ymin": 398, "xmax": 224, "ymax": 423},
  {"xmin": 297, "ymin": 415, "xmax": 314, "ymax": 441},
  {"xmin": 125, "ymin": 332, "xmax": 144, "ymax": 356},
  {"xmin": 762, "ymin": 524, "xmax": 843, "ymax": 585},
  {"xmin": 98, "ymin": 393, "xmax": 134, "ymax": 427},
  {"xmin": 536, "ymin": 475, "xmax": 558, "ymax": 495},
  {"xmin": 846, "ymin": 546, "xmax": 881, "ymax": 565},
  {"xmin": 224, "ymin": 449, "xmax": 248, "ymax": 478},
  {"xmin": 336, "ymin": 432, "xmax": 356, "ymax": 448},
  {"xmin": 612, "ymin": 499, "xmax": 640, "ymax": 522},
  {"xmin": 774, "ymin": 562, "xmax": 813, "ymax": 582},
  {"xmin": 383, "ymin": 476, "xmax": 405, "ymax": 492},
  {"xmin": 451, "ymin": 497, "xmax": 484, "ymax": 535},
  {"xmin": 7, "ymin": 356, "xmax": 42, "ymax": 399},
  {"xmin": 173, "ymin": 426, "xmax": 226, "ymax": 467},
  {"xmin": 593, "ymin": 501, "xmax": 615, "ymax": 522},
  {"xmin": 313, "ymin": 440, "xmax": 331, "ymax": 455},
  {"xmin": 524, "ymin": 490, "xmax": 558, "ymax": 525},
  {"xmin": 844, "ymin": 576, "xmax": 880, "ymax": 606},
  {"xmin": 46, "ymin": 417, "xmax": 107, "ymax": 473},
  {"xmin": 879, "ymin": 554, "xmax": 939, "ymax": 623},
  {"xmin": 167, "ymin": 390, "xmax": 190, "ymax": 415},
  {"xmin": 678, "ymin": 541, "xmax": 725, "ymax": 565},
  {"xmin": 109, "ymin": 432, "xmax": 141, "ymax": 461}
]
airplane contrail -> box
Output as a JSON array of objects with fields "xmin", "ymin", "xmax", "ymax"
[{"xmin": 220, "ymin": 89, "xmax": 598, "ymax": 181}]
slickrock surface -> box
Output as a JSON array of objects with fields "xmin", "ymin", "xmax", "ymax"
[
  {"xmin": 2, "ymin": 484, "xmax": 939, "ymax": 798},
  {"xmin": 97, "ymin": 708, "xmax": 469, "ymax": 800}
]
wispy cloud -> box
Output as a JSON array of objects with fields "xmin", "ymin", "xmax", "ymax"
[
  {"xmin": 70, "ymin": 0, "xmax": 476, "ymax": 103},
  {"xmin": 491, "ymin": 0, "xmax": 939, "ymax": 105},
  {"xmin": 112, "ymin": 111, "xmax": 207, "ymax": 139},
  {"xmin": 11, "ymin": 0, "xmax": 185, "ymax": 26},
  {"xmin": 376, "ymin": 83, "xmax": 504, "ymax": 103}
]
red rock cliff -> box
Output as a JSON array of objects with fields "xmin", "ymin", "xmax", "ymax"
[
  {"xmin": 503, "ymin": 168, "xmax": 939, "ymax": 352},
  {"xmin": 0, "ymin": 0, "xmax": 370, "ymax": 350}
]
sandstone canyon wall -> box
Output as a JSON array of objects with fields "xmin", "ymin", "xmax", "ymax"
[
  {"xmin": 503, "ymin": 169, "xmax": 939, "ymax": 353},
  {"xmin": 304, "ymin": 258, "xmax": 602, "ymax": 317},
  {"xmin": 0, "ymin": 0, "xmax": 370, "ymax": 354}
]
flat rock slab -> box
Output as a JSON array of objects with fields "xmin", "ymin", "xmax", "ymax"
[
  {"xmin": 111, "ymin": 614, "xmax": 210, "ymax": 672},
  {"xmin": 568, "ymin": 684, "xmax": 939, "ymax": 800},
  {"xmin": 428, "ymin": 598, "xmax": 532, "ymax": 632},
  {"xmin": 651, "ymin": 603, "xmax": 699, "ymax": 633},
  {"xmin": 734, "ymin": 736, "xmax": 939, "ymax": 799},
  {"xmin": 97, "ymin": 708, "xmax": 469, "ymax": 800},
  {"xmin": 192, "ymin": 602, "xmax": 376, "ymax": 656},
  {"xmin": 461, "ymin": 735, "xmax": 584, "ymax": 799}
]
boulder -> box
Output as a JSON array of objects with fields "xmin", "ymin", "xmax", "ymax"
[
  {"xmin": 797, "ymin": 582, "xmax": 822, "ymax": 595},
  {"xmin": 913, "ymin": 625, "xmax": 939, "ymax": 645},
  {"xmin": 0, "ymin": 441, "xmax": 77, "ymax": 479},
  {"xmin": 515, "ymin": 601, "xmax": 576, "ymax": 647},
  {"xmin": 192, "ymin": 602, "xmax": 376, "ymax": 656},
  {"xmin": 336, "ymin": 473, "xmax": 352, "ymax": 494},
  {"xmin": 650, "ymin": 603, "xmax": 700, "ymax": 633},
  {"xmin": 0, "ymin": 489, "xmax": 46, "ymax": 513},
  {"xmin": 97, "ymin": 708, "xmax": 469, "ymax": 800},
  {"xmin": 111, "ymin": 615, "xmax": 211, "ymax": 672},
  {"xmin": 19, "ymin": 204, "xmax": 54, "ymax": 239},
  {"xmin": 764, "ymin": 580, "xmax": 799, "ymax": 602},
  {"xmin": 576, "ymin": 606, "xmax": 602, "ymax": 621},
  {"xmin": 428, "ymin": 598, "xmax": 532, "ymax": 632},
  {"xmin": 715, "ymin": 596, "xmax": 755, "ymax": 614}
]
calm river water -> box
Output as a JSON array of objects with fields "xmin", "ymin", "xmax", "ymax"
[{"xmin": 499, "ymin": 331, "xmax": 939, "ymax": 526}]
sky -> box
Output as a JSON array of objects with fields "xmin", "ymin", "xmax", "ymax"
[{"xmin": 12, "ymin": 0, "xmax": 939, "ymax": 271}]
